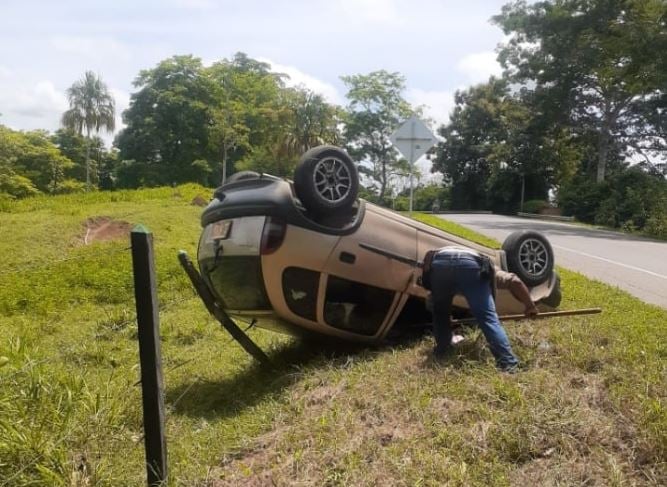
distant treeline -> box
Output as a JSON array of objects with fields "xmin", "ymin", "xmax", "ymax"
[{"xmin": 1, "ymin": 0, "xmax": 666, "ymax": 236}]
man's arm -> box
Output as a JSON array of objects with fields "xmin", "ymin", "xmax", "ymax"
[{"xmin": 495, "ymin": 270, "xmax": 538, "ymax": 317}]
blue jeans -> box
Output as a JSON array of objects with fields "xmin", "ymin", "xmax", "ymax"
[{"xmin": 429, "ymin": 253, "xmax": 519, "ymax": 370}]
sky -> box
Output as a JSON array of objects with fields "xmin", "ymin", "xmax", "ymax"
[{"xmin": 0, "ymin": 0, "xmax": 508, "ymax": 151}]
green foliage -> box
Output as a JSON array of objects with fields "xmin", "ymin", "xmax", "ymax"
[
  {"xmin": 53, "ymin": 178, "xmax": 87, "ymax": 194},
  {"xmin": 0, "ymin": 173, "xmax": 39, "ymax": 198},
  {"xmin": 0, "ymin": 190, "xmax": 665, "ymax": 484},
  {"xmin": 115, "ymin": 53, "xmax": 341, "ymax": 187},
  {"xmin": 645, "ymin": 212, "xmax": 667, "ymax": 239},
  {"xmin": 493, "ymin": 0, "xmax": 667, "ymax": 182},
  {"xmin": 341, "ymin": 70, "xmax": 416, "ymax": 202},
  {"xmin": 521, "ymin": 199, "xmax": 549, "ymax": 214},
  {"xmin": 431, "ymin": 79, "xmax": 550, "ymax": 212},
  {"xmin": 115, "ymin": 55, "xmax": 216, "ymax": 187},
  {"xmin": 51, "ymin": 129, "xmax": 117, "ymax": 189},
  {"xmin": 0, "ymin": 125, "xmax": 74, "ymax": 196},
  {"xmin": 392, "ymin": 184, "xmax": 449, "ymax": 211},
  {"xmin": 559, "ymin": 167, "xmax": 667, "ymax": 236},
  {"xmin": 61, "ymin": 71, "xmax": 116, "ymax": 190}
]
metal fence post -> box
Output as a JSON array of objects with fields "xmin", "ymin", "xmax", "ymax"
[{"xmin": 131, "ymin": 225, "xmax": 167, "ymax": 486}]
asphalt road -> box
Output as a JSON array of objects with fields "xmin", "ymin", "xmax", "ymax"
[{"xmin": 439, "ymin": 213, "xmax": 667, "ymax": 308}]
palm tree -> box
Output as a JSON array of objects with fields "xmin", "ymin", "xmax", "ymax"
[{"xmin": 61, "ymin": 71, "xmax": 115, "ymax": 190}]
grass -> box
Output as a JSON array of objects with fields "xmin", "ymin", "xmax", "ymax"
[{"xmin": 0, "ymin": 189, "xmax": 665, "ymax": 485}]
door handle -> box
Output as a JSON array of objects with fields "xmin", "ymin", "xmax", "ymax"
[{"xmin": 339, "ymin": 251, "xmax": 356, "ymax": 264}]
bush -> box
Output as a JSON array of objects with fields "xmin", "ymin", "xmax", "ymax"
[
  {"xmin": 521, "ymin": 199, "xmax": 549, "ymax": 214},
  {"xmin": 559, "ymin": 168, "xmax": 667, "ymax": 236},
  {"xmin": 645, "ymin": 212, "xmax": 667, "ymax": 240},
  {"xmin": 54, "ymin": 178, "xmax": 87, "ymax": 194},
  {"xmin": 0, "ymin": 173, "xmax": 40, "ymax": 199}
]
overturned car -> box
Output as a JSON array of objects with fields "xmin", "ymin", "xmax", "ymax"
[{"xmin": 193, "ymin": 146, "xmax": 561, "ymax": 345}]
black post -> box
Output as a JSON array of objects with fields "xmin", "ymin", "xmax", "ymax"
[{"xmin": 131, "ymin": 225, "xmax": 167, "ymax": 486}]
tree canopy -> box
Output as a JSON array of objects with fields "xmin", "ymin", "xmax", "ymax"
[
  {"xmin": 341, "ymin": 70, "xmax": 416, "ymax": 202},
  {"xmin": 62, "ymin": 71, "xmax": 116, "ymax": 189}
]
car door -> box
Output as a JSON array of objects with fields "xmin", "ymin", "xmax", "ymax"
[{"xmin": 321, "ymin": 205, "xmax": 418, "ymax": 336}]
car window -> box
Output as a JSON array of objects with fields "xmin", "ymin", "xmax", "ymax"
[
  {"xmin": 282, "ymin": 267, "xmax": 319, "ymax": 321},
  {"xmin": 324, "ymin": 275, "xmax": 394, "ymax": 336},
  {"xmin": 204, "ymin": 256, "xmax": 270, "ymax": 310}
]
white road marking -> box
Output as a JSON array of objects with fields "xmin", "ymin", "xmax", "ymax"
[{"xmin": 552, "ymin": 244, "xmax": 667, "ymax": 281}]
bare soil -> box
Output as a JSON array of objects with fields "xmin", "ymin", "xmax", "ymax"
[
  {"xmin": 81, "ymin": 216, "xmax": 132, "ymax": 245},
  {"xmin": 191, "ymin": 195, "xmax": 209, "ymax": 207}
]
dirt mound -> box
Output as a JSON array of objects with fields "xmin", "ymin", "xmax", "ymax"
[
  {"xmin": 191, "ymin": 195, "xmax": 208, "ymax": 207},
  {"xmin": 82, "ymin": 216, "xmax": 132, "ymax": 245}
]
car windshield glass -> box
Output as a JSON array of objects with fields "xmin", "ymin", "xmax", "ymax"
[{"xmin": 204, "ymin": 256, "xmax": 270, "ymax": 310}]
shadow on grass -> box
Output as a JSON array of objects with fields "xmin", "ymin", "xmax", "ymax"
[
  {"xmin": 166, "ymin": 337, "xmax": 376, "ymax": 420},
  {"xmin": 166, "ymin": 324, "xmax": 494, "ymax": 419}
]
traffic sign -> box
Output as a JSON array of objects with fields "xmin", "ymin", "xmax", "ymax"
[
  {"xmin": 389, "ymin": 117, "xmax": 438, "ymax": 213},
  {"xmin": 389, "ymin": 116, "xmax": 438, "ymax": 163}
]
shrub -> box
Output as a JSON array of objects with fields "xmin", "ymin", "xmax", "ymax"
[
  {"xmin": 54, "ymin": 178, "xmax": 87, "ymax": 194},
  {"xmin": 521, "ymin": 199, "xmax": 549, "ymax": 214},
  {"xmin": 645, "ymin": 212, "xmax": 667, "ymax": 239}
]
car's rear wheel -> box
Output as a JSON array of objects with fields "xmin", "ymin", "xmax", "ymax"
[
  {"xmin": 502, "ymin": 230, "xmax": 554, "ymax": 286},
  {"xmin": 294, "ymin": 146, "xmax": 359, "ymax": 215}
]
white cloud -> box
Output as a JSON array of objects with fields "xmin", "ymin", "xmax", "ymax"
[
  {"xmin": 260, "ymin": 58, "xmax": 343, "ymax": 104},
  {"xmin": 406, "ymin": 88, "xmax": 455, "ymax": 129},
  {"xmin": 336, "ymin": 0, "xmax": 401, "ymax": 25},
  {"xmin": 50, "ymin": 36, "xmax": 131, "ymax": 61},
  {"xmin": 457, "ymin": 51, "xmax": 502, "ymax": 84},
  {"xmin": 0, "ymin": 80, "xmax": 67, "ymax": 122},
  {"xmin": 169, "ymin": 0, "xmax": 214, "ymax": 8},
  {"xmin": 109, "ymin": 88, "xmax": 130, "ymax": 141}
]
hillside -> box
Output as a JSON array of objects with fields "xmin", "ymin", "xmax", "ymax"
[{"xmin": 0, "ymin": 188, "xmax": 665, "ymax": 486}]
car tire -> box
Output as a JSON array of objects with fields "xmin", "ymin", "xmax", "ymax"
[
  {"xmin": 502, "ymin": 230, "xmax": 554, "ymax": 286},
  {"xmin": 225, "ymin": 170, "xmax": 260, "ymax": 185},
  {"xmin": 294, "ymin": 146, "xmax": 359, "ymax": 215}
]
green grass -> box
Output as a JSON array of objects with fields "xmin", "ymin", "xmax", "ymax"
[
  {"xmin": 411, "ymin": 212, "xmax": 501, "ymax": 249},
  {"xmin": 0, "ymin": 191, "xmax": 665, "ymax": 485}
]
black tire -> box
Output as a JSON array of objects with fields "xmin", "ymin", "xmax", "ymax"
[
  {"xmin": 502, "ymin": 230, "xmax": 554, "ymax": 286},
  {"xmin": 294, "ymin": 146, "xmax": 359, "ymax": 215},
  {"xmin": 225, "ymin": 170, "xmax": 260, "ymax": 185}
]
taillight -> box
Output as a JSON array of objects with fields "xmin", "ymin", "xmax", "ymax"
[{"xmin": 260, "ymin": 217, "xmax": 286, "ymax": 255}]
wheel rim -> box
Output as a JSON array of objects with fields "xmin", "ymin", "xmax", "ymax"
[
  {"xmin": 312, "ymin": 156, "xmax": 352, "ymax": 204},
  {"xmin": 518, "ymin": 238, "xmax": 549, "ymax": 277}
]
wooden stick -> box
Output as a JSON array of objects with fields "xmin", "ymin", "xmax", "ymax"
[{"xmin": 452, "ymin": 307, "xmax": 602, "ymax": 326}]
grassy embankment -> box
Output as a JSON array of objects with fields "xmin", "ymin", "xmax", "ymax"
[{"xmin": 0, "ymin": 191, "xmax": 664, "ymax": 485}]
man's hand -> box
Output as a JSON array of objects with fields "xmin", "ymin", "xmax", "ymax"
[{"xmin": 524, "ymin": 304, "xmax": 539, "ymax": 318}]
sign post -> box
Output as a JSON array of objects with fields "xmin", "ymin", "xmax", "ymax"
[{"xmin": 389, "ymin": 116, "xmax": 438, "ymax": 214}]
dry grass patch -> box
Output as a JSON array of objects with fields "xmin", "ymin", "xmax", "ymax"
[{"xmin": 204, "ymin": 326, "xmax": 660, "ymax": 486}]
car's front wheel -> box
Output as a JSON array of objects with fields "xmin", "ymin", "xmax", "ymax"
[
  {"xmin": 294, "ymin": 146, "xmax": 359, "ymax": 215},
  {"xmin": 502, "ymin": 230, "xmax": 554, "ymax": 286}
]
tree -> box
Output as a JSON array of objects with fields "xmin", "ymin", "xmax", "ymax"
[
  {"xmin": 341, "ymin": 70, "xmax": 416, "ymax": 202},
  {"xmin": 207, "ymin": 53, "xmax": 341, "ymax": 180},
  {"xmin": 432, "ymin": 79, "xmax": 552, "ymax": 211},
  {"xmin": 494, "ymin": 0, "xmax": 667, "ymax": 182},
  {"xmin": 61, "ymin": 71, "xmax": 115, "ymax": 190},
  {"xmin": 51, "ymin": 129, "xmax": 107, "ymax": 183},
  {"xmin": 206, "ymin": 54, "xmax": 283, "ymax": 181},
  {"xmin": 0, "ymin": 125, "xmax": 74, "ymax": 196},
  {"xmin": 115, "ymin": 55, "xmax": 216, "ymax": 187}
]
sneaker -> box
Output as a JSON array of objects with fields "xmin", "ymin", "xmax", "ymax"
[{"xmin": 499, "ymin": 363, "xmax": 520, "ymax": 374}]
